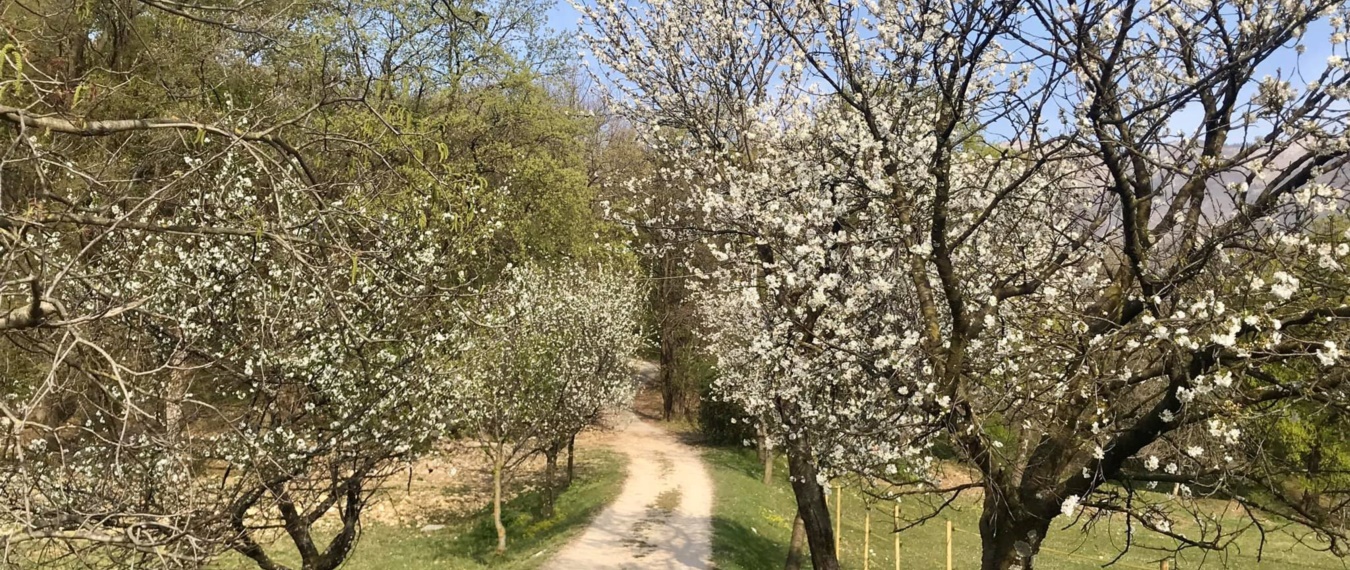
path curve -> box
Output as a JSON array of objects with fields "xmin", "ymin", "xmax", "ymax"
[{"xmin": 545, "ymin": 400, "xmax": 712, "ymax": 569}]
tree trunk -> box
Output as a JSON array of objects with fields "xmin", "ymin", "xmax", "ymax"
[
  {"xmin": 762, "ymin": 450, "xmax": 774, "ymax": 485},
  {"xmin": 660, "ymin": 336, "xmax": 677, "ymax": 420},
  {"xmin": 758, "ymin": 421, "xmax": 774, "ymax": 485},
  {"xmin": 784, "ymin": 513, "xmax": 807, "ymax": 570},
  {"xmin": 542, "ymin": 442, "xmax": 560, "ymax": 518},
  {"xmin": 493, "ymin": 453, "xmax": 507, "ymax": 553},
  {"xmin": 164, "ymin": 351, "xmax": 189, "ymax": 448},
  {"xmin": 785, "ymin": 435, "xmax": 839, "ymax": 570},
  {"xmin": 977, "ymin": 492, "xmax": 1051, "ymax": 570},
  {"xmin": 565, "ymin": 434, "xmax": 576, "ymax": 487}
]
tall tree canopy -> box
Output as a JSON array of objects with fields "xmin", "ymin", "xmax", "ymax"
[{"xmin": 579, "ymin": 0, "xmax": 1350, "ymax": 568}]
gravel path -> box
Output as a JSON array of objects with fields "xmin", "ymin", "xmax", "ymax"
[{"xmin": 545, "ymin": 370, "xmax": 712, "ymax": 570}]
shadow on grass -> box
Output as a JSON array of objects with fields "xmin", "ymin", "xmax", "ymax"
[
  {"xmin": 704, "ymin": 447, "xmax": 775, "ymax": 486},
  {"xmin": 211, "ymin": 450, "xmax": 628, "ymax": 570},
  {"xmin": 423, "ymin": 455, "xmax": 625, "ymax": 566},
  {"xmin": 711, "ymin": 516, "xmax": 787, "ymax": 570}
]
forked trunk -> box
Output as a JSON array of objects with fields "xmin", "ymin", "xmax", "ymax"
[
  {"xmin": 977, "ymin": 492, "xmax": 1051, "ymax": 570},
  {"xmin": 784, "ymin": 435, "xmax": 839, "ymax": 570}
]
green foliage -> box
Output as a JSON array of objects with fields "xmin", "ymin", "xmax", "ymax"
[
  {"xmin": 697, "ymin": 358, "xmax": 757, "ymax": 446},
  {"xmin": 12, "ymin": 0, "xmax": 617, "ymax": 276},
  {"xmin": 1250, "ymin": 364, "xmax": 1350, "ymax": 512},
  {"xmin": 1239, "ymin": 215, "xmax": 1350, "ymax": 517}
]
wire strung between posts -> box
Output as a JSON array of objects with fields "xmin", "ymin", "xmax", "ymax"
[{"xmin": 949, "ymin": 525, "xmax": 1158, "ymax": 570}]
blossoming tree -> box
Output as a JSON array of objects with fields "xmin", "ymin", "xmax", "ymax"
[
  {"xmin": 0, "ymin": 1, "xmax": 506, "ymax": 567},
  {"xmin": 0, "ymin": 137, "xmax": 488, "ymax": 569},
  {"xmin": 457, "ymin": 263, "xmax": 643, "ymax": 553},
  {"xmin": 580, "ymin": 0, "xmax": 1350, "ymax": 568}
]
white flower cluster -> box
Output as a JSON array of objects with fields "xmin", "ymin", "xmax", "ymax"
[
  {"xmin": 456, "ymin": 263, "xmax": 644, "ymax": 454},
  {"xmin": 581, "ymin": 0, "xmax": 1350, "ymax": 545},
  {"xmin": 2, "ymin": 143, "xmax": 501, "ymax": 559}
]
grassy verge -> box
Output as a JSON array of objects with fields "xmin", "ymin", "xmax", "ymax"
[
  {"xmin": 218, "ymin": 448, "xmax": 626, "ymax": 570},
  {"xmin": 706, "ymin": 446, "xmax": 1346, "ymax": 570}
]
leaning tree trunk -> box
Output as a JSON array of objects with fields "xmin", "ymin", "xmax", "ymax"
[
  {"xmin": 784, "ymin": 434, "xmax": 839, "ymax": 570},
  {"xmin": 784, "ymin": 513, "xmax": 807, "ymax": 570},
  {"xmin": 492, "ymin": 450, "xmax": 507, "ymax": 553},
  {"xmin": 977, "ymin": 491, "xmax": 1052, "ymax": 570}
]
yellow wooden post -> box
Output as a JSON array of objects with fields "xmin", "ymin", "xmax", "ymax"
[
  {"xmin": 946, "ymin": 520, "xmax": 953, "ymax": 570},
  {"xmin": 893, "ymin": 504, "xmax": 900, "ymax": 570},
  {"xmin": 834, "ymin": 486, "xmax": 843, "ymax": 556},
  {"xmin": 863, "ymin": 505, "xmax": 871, "ymax": 570}
]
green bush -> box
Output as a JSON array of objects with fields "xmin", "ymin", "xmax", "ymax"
[{"xmin": 697, "ymin": 386, "xmax": 757, "ymax": 446}]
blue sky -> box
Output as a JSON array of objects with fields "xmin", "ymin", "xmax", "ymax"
[
  {"xmin": 547, "ymin": 0, "xmax": 1344, "ymax": 139},
  {"xmin": 546, "ymin": 1, "xmax": 584, "ymax": 41}
]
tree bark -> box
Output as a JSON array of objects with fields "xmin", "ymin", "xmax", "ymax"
[
  {"xmin": 762, "ymin": 450, "xmax": 774, "ymax": 485},
  {"xmin": 565, "ymin": 434, "xmax": 576, "ymax": 487},
  {"xmin": 164, "ymin": 351, "xmax": 189, "ymax": 449},
  {"xmin": 784, "ymin": 513, "xmax": 807, "ymax": 570},
  {"xmin": 660, "ymin": 335, "xmax": 677, "ymax": 420},
  {"xmin": 785, "ymin": 435, "xmax": 839, "ymax": 570},
  {"xmin": 977, "ymin": 492, "xmax": 1051, "ymax": 570},
  {"xmin": 758, "ymin": 421, "xmax": 774, "ymax": 485},
  {"xmin": 493, "ymin": 452, "xmax": 507, "ymax": 553},
  {"xmin": 313, "ymin": 476, "xmax": 364, "ymax": 570},
  {"xmin": 542, "ymin": 442, "xmax": 560, "ymax": 518}
]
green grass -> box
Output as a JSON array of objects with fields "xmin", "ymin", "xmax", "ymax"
[
  {"xmin": 705, "ymin": 446, "xmax": 1349, "ymax": 570},
  {"xmin": 655, "ymin": 488, "xmax": 683, "ymax": 512},
  {"xmin": 218, "ymin": 448, "xmax": 626, "ymax": 570},
  {"xmin": 706, "ymin": 446, "xmax": 804, "ymax": 570}
]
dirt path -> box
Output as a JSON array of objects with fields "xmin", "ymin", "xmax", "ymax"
[{"xmin": 545, "ymin": 370, "xmax": 712, "ymax": 569}]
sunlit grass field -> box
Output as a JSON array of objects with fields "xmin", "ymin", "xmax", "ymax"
[{"xmin": 706, "ymin": 446, "xmax": 1347, "ymax": 570}]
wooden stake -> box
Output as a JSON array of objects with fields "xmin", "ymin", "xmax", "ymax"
[
  {"xmin": 834, "ymin": 485, "xmax": 843, "ymax": 556},
  {"xmin": 863, "ymin": 506, "xmax": 871, "ymax": 570},
  {"xmin": 946, "ymin": 520, "xmax": 953, "ymax": 570},
  {"xmin": 893, "ymin": 503, "xmax": 900, "ymax": 570},
  {"xmin": 1160, "ymin": 561, "xmax": 1170, "ymax": 570}
]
